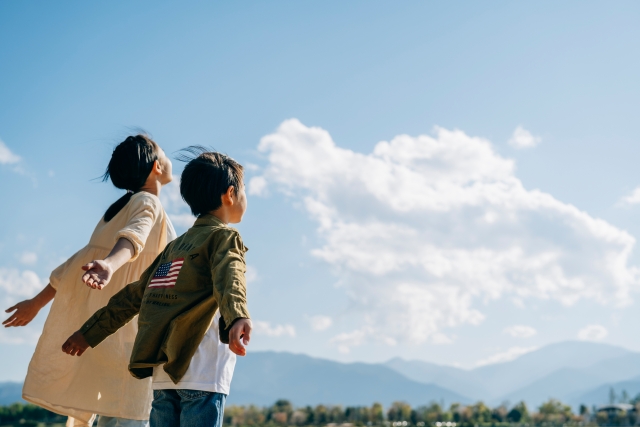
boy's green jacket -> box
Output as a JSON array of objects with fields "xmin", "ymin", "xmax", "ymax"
[{"xmin": 79, "ymin": 214, "xmax": 250, "ymax": 383}]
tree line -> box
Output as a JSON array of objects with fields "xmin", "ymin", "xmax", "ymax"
[
  {"xmin": 1, "ymin": 395, "xmax": 640, "ymax": 427},
  {"xmin": 224, "ymin": 397, "xmax": 640, "ymax": 427},
  {"xmin": 0, "ymin": 402, "xmax": 65, "ymax": 426}
]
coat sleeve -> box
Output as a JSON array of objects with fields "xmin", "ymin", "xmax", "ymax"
[
  {"xmin": 211, "ymin": 230, "xmax": 251, "ymax": 330},
  {"xmin": 115, "ymin": 193, "xmax": 162, "ymax": 261},
  {"xmin": 79, "ymin": 253, "xmax": 160, "ymax": 347}
]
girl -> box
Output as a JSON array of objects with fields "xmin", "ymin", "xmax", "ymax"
[{"xmin": 3, "ymin": 135, "xmax": 176, "ymax": 427}]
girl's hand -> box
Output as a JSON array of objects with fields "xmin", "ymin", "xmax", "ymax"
[
  {"xmin": 3, "ymin": 299, "xmax": 41, "ymax": 327},
  {"xmin": 62, "ymin": 331, "xmax": 90, "ymax": 356},
  {"xmin": 81, "ymin": 260, "xmax": 113, "ymax": 290},
  {"xmin": 228, "ymin": 318, "xmax": 252, "ymax": 356}
]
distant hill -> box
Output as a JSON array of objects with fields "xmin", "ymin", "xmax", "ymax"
[
  {"xmin": 1, "ymin": 342, "xmax": 638, "ymax": 409},
  {"xmin": 229, "ymin": 351, "xmax": 471, "ymax": 407},
  {"xmin": 384, "ymin": 358, "xmax": 486, "ymax": 399},
  {"xmin": 386, "ymin": 341, "xmax": 632, "ymax": 402},
  {"xmin": 570, "ymin": 376, "xmax": 640, "ymax": 407},
  {"xmin": 472, "ymin": 341, "xmax": 630, "ymax": 399},
  {"xmin": 500, "ymin": 367, "xmax": 606, "ymax": 408},
  {"xmin": 0, "ymin": 382, "xmax": 23, "ymax": 405},
  {"xmin": 500, "ymin": 352, "xmax": 640, "ymax": 408},
  {"xmin": 0, "ymin": 354, "xmax": 470, "ymax": 409},
  {"xmin": 576, "ymin": 352, "xmax": 640, "ymax": 383}
]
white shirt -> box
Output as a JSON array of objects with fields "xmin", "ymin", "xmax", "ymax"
[
  {"xmin": 151, "ymin": 312, "xmax": 237, "ymax": 394},
  {"xmin": 151, "ymin": 217, "xmax": 237, "ymax": 394}
]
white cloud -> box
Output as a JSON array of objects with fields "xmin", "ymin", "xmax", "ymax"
[
  {"xmin": 0, "ymin": 137, "xmax": 34, "ymax": 182},
  {"xmin": 619, "ymin": 187, "xmax": 640, "ymax": 205},
  {"xmin": 503, "ymin": 325, "xmax": 537, "ymax": 338},
  {"xmin": 19, "ymin": 252, "xmax": 38, "ymax": 266},
  {"xmin": 246, "ymin": 265, "xmax": 258, "ymax": 284},
  {"xmin": 168, "ymin": 213, "xmax": 197, "ymax": 228},
  {"xmin": 252, "ymin": 119, "xmax": 639, "ymax": 352},
  {"xmin": 330, "ymin": 327, "xmax": 397, "ymax": 354},
  {"xmin": 332, "ymin": 329, "xmax": 369, "ymax": 354},
  {"xmin": 309, "ymin": 315, "xmax": 333, "ymax": 331},
  {"xmin": 159, "ymin": 176, "xmax": 183, "ymax": 211},
  {"xmin": 248, "ymin": 176, "xmax": 268, "ymax": 196},
  {"xmin": 508, "ymin": 126, "xmax": 541, "ymax": 149},
  {"xmin": 0, "ymin": 268, "xmax": 43, "ymax": 299},
  {"xmin": 0, "ymin": 327, "xmax": 41, "ymax": 345},
  {"xmin": 254, "ymin": 321, "xmax": 296, "ymax": 338},
  {"xmin": 577, "ymin": 324, "xmax": 608, "ymax": 341},
  {"xmin": 475, "ymin": 346, "xmax": 538, "ymax": 367},
  {"xmin": 0, "ymin": 139, "xmax": 20, "ymax": 164},
  {"xmin": 431, "ymin": 333, "xmax": 454, "ymax": 345}
]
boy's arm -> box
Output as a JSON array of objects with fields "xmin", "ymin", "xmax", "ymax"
[
  {"xmin": 211, "ymin": 231, "xmax": 251, "ymax": 341},
  {"xmin": 78, "ymin": 278, "xmax": 146, "ymax": 347},
  {"xmin": 62, "ymin": 275, "xmax": 149, "ymax": 357},
  {"xmin": 77, "ymin": 255, "xmax": 160, "ymax": 347}
]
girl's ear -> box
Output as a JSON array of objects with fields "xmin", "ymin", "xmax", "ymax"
[{"xmin": 152, "ymin": 159, "xmax": 162, "ymax": 175}]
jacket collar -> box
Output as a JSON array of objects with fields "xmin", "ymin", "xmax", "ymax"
[{"xmin": 194, "ymin": 214, "xmax": 227, "ymax": 228}]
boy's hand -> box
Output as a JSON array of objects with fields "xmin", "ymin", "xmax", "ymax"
[
  {"xmin": 228, "ymin": 318, "xmax": 252, "ymax": 356},
  {"xmin": 81, "ymin": 260, "xmax": 113, "ymax": 290},
  {"xmin": 3, "ymin": 299, "xmax": 40, "ymax": 327},
  {"xmin": 62, "ymin": 331, "xmax": 90, "ymax": 356}
]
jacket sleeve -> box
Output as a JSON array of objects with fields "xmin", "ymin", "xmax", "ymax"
[
  {"xmin": 79, "ymin": 254, "xmax": 160, "ymax": 347},
  {"xmin": 115, "ymin": 193, "xmax": 161, "ymax": 261},
  {"xmin": 211, "ymin": 230, "xmax": 250, "ymax": 330}
]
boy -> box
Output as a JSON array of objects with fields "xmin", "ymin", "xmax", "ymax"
[{"xmin": 62, "ymin": 149, "xmax": 252, "ymax": 427}]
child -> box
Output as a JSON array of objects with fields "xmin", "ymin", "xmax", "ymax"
[
  {"xmin": 5, "ymin": 135, "xmax": 174, "ymax": 427},
  {"xmin": 61, "ymin": 148, "xmax": 253, "ymax": 427}
]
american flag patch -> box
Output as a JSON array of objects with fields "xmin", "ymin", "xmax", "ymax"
[{"xmin": 149, "ymin": 258, "xmax": 184, "ymax": 288}]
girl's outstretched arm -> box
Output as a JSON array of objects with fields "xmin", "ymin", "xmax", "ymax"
[
  {"xmin": 3, "ymin": 284, "xmax": 56, "ymax": 327},
  {"xmin": 81, "ymin": 238, "xmax": 135, "ymax": 290}
]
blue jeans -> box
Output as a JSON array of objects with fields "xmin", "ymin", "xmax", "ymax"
[{"xmin": 150, "ymin": 390, "xmax": 226, "ymax": 427}]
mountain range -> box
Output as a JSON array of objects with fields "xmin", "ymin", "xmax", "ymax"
[
  {"xmin": 1, "ymin": 341, "xmax": 639, "ymax": 409},
  {"xmin": 229, "ymin": 351, "xmax": 470, "ymax": 407},
  {"xmin": 384, "ymin": 341, "xmax": 638, "ymax": 407}
]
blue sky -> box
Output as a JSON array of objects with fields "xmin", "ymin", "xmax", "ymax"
[{"xmin": 1, "ymin": 0, "xmax": 640, "ymax": 381}]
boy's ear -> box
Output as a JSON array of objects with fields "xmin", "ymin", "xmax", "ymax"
[{"xmin": 222, "ymin": 186, "xmax": 235, "ymax": 205}]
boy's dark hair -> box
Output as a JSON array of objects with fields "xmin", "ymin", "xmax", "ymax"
[
  {"xmin": 178, "ymin": 146, "xmax": 244, "ymax": 216},
  {"xmin": 102, "ymin": 134, "xmax": 159, "ymax": 222}
]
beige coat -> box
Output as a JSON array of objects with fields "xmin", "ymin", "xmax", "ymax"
[{"xmin": 23, "ymin": 192, "xmax": 173, "ymax": 426}]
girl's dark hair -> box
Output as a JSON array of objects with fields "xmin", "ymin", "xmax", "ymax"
[
  {"xmin": 177, "ymin": 146, "xmax": 244, "ymax": 217},
  {"xmin": 102, "ymin": 135, "xmax": 159, "ymax": 222}
]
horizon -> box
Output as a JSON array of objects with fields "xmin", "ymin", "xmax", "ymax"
[{"xmin": 0, "ymin": 339, "xmax": 634, "ymax": 382}]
